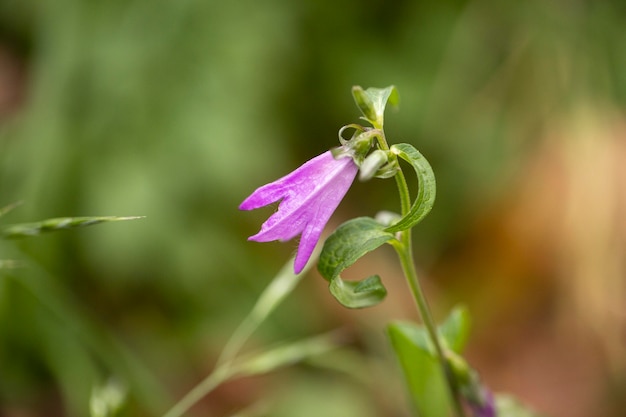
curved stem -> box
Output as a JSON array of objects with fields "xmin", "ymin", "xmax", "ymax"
[
  {"xmin": 374, "ymin": 129, "xmax": 390, "ymax": 151},
  {"xmin": 392, "ymin": 162, "xmax": 466, "ymax": 417}
]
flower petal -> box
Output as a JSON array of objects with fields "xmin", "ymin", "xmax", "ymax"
[
  {"xmin": 240, "ymin": 150, "xmax": 358, "ymax": 273},
  {"xmin": 253, "ymin": 154, "xmax": 354, "ymax": 235},
  {"xmin": 239, "ymin": 151, "xmax": 334, "ymax": 211}
]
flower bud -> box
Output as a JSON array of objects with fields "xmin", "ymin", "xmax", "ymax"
[
  {"xmin": 359, "ymin": 150, "xmax": 388, "ymax": 181},
  {"xmin": 447, "ymin": 351, "xmax": 496, "ymax": 417}
]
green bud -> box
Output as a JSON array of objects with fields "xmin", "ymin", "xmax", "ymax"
[
  {"xmin": 359, "ymin": 150, "xmax": 388, "ymax": 181},
  {"xmin": 352, "ymin": 131, "xmax": 375, "ymax": 157},
  {"xmin": 446, "ymin": 350, "xmax": 486, "ymax": 407},
  {"xmin": 372, "ymin": 159, "xmax": 399, "ymax": 179}
]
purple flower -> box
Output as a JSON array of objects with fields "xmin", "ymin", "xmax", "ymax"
[{"xmin": 240, "ymin": 150, "xmax": 358, "ymax": 273}]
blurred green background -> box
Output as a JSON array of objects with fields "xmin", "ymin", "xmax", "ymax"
[{"xmin": 1, "ymin": 0, "xmax": 625, "ymax": 416}]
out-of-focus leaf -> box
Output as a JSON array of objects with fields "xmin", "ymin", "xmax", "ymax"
[
  {"xmin": 1, "ymin": 216, "xmax": 144, "ymax": 239},
  {"xmin": 439, "ymin": 304, "xmax": 471, "ymax": 354},
  {"xmin": 387, "ymin": 306, "xmax": 472, "ymax": 417},
  {"xmin": 3, "ymin": 266, "xmax": 169, "ymax": 415},
  {"xmin": 318, "ymin": 217, "xmax": 395, "ymax": 308},
  {"xmin": 387, "ymin": 322, "xmax": 452, "ymax": 417},
  {"xmin": 162, "ymin": 331, "xmax": 344, "ymax": 417},
  {"xmin": 232, "ymin": 331, "xmax": 342, "ymax": 377}
]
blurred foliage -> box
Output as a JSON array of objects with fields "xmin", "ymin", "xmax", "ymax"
[{"xmin": 0, "ymin": 0, "xmax": 625, "ymax": 416}]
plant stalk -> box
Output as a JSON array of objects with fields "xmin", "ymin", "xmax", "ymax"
[{"xmin": 393, "ymin": 167, "xmax": 466, "ymax": 417}]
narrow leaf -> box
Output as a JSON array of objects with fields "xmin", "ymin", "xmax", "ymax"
[
  {"xmin": 317, "ymin": 217, "xmax": 395, "ymax": 308},
  {"xmin": 2, "ymin": 216, "xmax": 144, "ymax": 239},
  {"xmin": 231, "ymin": 331, "xmax": 342, "ymax": 378},
  {"xmin": 385, "ymin": 143, "xmax": 436, "ymax": 233}
]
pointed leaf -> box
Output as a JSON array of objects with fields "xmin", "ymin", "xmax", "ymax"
[
  {"xmin": 2, "ymin": 216, "xmax": 144, "ymax": 239},
  {"xmin": 385, "ymin": 143, "xmax": 436, "ymax": 233},
  {"xmin": 387, "ymin": 307, "xmax": 472, "ymax": 417},
  {"xmin": 387, "ymin": 322, "xmax": 453, "ymax": 417},
  {"xmin": 439, "ymin": 304, "xmax": 471, "ymax": 354},
  {"xmin": 351, "ymin": 86, "xmax": 377, "ymax": 124},
  {"xmin": 318, "ymin": 217, "xmax": 395, "ymax": 308}
]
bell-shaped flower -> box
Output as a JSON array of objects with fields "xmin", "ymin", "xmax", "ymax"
[{"xmin": 240, "ymin": 150, "xmax": 358, "ymax": 273}]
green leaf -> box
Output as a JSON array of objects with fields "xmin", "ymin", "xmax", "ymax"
[
  {"xmin": 317, "ymin": 217, "xmax": 395, "ymax": 308},
  {"xmin": 387, "ymin": 322, "xmax": 452, "ymax": 417},
  {"xmin": 386, "ymin": 306, "xmax": 472, "ymax": 417},
  {"xmin": 328, "ymin": 274, "xmax": 387, "ymax": 309},
  {"xmin": 351, "ymin": 85, "xmax": 398, "ymax": 128},
  {"xmin": 439, "ymin": 304, "xmax": 471, "ymax": 354},
  {"xmin": 5, "ymin": 264, "xmax": 170, "ymax": 415},
  {"xmin": 231, "ymin": 331, "xmax": 342, "ymax": 378},
  {"xmin": 385, "ymin": 143, "xmax": 436, "ymax": 233},
  {"xmin": 1, "ymin": 216, "xmax": 144, "ymax": 239},
  {"xmin": 164, "ymin": 332, "xmax": 343, "ymax": 417}
]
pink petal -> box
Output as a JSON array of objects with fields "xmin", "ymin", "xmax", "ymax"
[{"xmin": 240, "ymin": 151, "xmax": 358, "ymax": 274}]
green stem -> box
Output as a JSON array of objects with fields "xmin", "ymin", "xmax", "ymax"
[
  {"xmin": 162, "ymin": 367, "xmax": 230, "ymax": 417},
  {"xmin": 392, "ymin": 166, "xmax": 466, "ymax": 417}
]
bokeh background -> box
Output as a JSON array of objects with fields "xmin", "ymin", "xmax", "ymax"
[{"xmin": 1, "ymin": 0, "xmax": 625, "ymax": 416}]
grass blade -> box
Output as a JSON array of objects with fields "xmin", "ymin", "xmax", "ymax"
[{"xmin": 2, "ymin": 216, "xmax": 144, "ymax": 239}]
